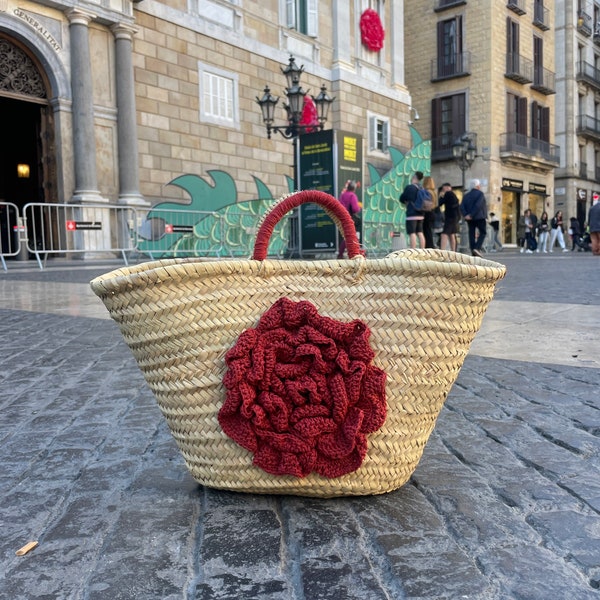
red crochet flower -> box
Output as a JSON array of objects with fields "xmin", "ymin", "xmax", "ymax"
[
  {"xmin": 360, "ymin": 8, "xmax": 385, "ymax": 52},
  {"xmin": 218, "ymin": 298, "xmax": 387, "ymax": 479}
]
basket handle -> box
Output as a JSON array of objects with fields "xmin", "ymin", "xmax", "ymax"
[{"xmin": 252, "ymin": 190, "xmax": 362, "ymax": 260}]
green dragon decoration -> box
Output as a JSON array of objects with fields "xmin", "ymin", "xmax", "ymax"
[{"xmin": 136, "ymin": 127, "xmax": 430, "ymax": 258}]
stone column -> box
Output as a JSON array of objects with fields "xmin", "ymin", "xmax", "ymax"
[
  {"xmin": 112, "ymin": 24, "xmax": 146, "ymax": 206},
  {"xmin": 66, "ymin": 9, "xmax": 103, "ymax": 204},
  {"xmin": 390, "ymin": 0, "xmax": 405, "ymax": 88},
  {"xmin": 332, "ymin": 0, "xmax": 351, "ymax": 71}
]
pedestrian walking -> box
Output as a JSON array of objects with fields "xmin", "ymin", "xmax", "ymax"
[
  {"xmin": 337, "ymin": 180, "xmax": 361, "ymax": 259},
  {"xmin": 568, "ymin": 217, "xmax": 584, "ymax": 251},
  {"xmin": 399, "ymin": 171, "xmax": 425, "ymax": 249},
  {"xmin": 460, "ymin": 179, "xmax": 487, "ymax": 258},
  {"xmin": 489, "ymin": 212, "xmax": 503, "ymax": 251},
  {"xmin": 537, "ymin": 211, "xmax": 550, "ymax": 253},
  {"xmin": 589, "ymin": 199, "xmax": 600, "ymax": 255},
  {"xmin": 422, "ymin": 175, "xmax": 437, "ymax": 249},
  {"xmin": 519, "ymin": 209, "xmax": 536, "ymax": 254},
  {"xmin": 439, "ymin": 183, "xmax": 460, "ymax": 252},
  {"xmin": 549, "ymin": 210, "xmax": 569, "ymax": 252}
]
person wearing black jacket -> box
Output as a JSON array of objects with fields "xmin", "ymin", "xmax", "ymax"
[
  {"xmin": 399, "ymin": 171, "xmax": 425, "ymax": 249},
  {"xmin": 459, "ymin": 178, "xmax": 487, "ymax": 258},
  {"xmin": 439, "ymin": 183, "xmax": 460, "ymax": 251}
]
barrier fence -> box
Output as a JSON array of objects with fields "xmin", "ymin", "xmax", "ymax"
[
  {"xmin": 0, "ymin": 202, "xmax": 25, "ymax": 271},
  {"xmin": 0, "ymin": 202, "xmax": 299, "ymax": 270},
  {"xmin": 0, "ymin": 202, "xmax": 406, "ymax": 271}
]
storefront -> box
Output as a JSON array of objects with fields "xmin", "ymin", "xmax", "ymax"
[
  {"xmin": 501, "ymin": 178, "xmax": 523, "ymax": 246},
  {"xmin": 528, "ymin": 183, "xmax": 549, "ymax": 219}
]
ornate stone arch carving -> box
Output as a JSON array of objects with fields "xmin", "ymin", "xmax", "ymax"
[{"xmin": 0, "ymin": 36, "xmax": 47, "ymax": 99}]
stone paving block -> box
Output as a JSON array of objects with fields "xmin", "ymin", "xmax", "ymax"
[
  {"xmin": 193, "ymin": 507, "xmax": 290, "ymax": 599},
  {"xmin": 527, "ymin": 510, "xmax": 600, "ymax": 572},
  {"xmin": 356, "ymin": 486, "xmax": 492, "ymax": 599},
  {"xmin": 480, "ymin": 543, "xmax": 598, "ymax": 599}
]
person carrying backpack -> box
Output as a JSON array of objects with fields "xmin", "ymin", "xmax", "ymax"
[{"xmin": 399, "ymin": 171, "xmax": 425, "ymax": 249}]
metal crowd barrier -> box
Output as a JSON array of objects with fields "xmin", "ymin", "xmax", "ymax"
[
  {"xmin": 135, "ymin": 207, "xmax": 294, "ymax": 259},
  {"xmin": 0, "ymin": 202, "xmax": 25, "ymax": 271},
  {"xmin": 23, "ymin": 202, "xmax": 136, "ymax": 270},
  {"xmin": 1, "ymin": 201, "xmax": 296, "ymax": 271}
]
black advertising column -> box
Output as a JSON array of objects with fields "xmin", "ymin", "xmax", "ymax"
[
  {"xmin": 296, "ymin": 130, "xmax": 363, "ymax": 255},
  {"xmin": 297, "ymin": 130, "xmax": 336, "ymax": 255}
]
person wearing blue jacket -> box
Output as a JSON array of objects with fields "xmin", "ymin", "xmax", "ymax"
[{"xmin": 460, "ymin": 178, "xmax": 488, "ymax": 258}]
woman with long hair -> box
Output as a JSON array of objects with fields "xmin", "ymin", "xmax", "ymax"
[
  {"xmin": 549, "ymin": 210, "xmax": 569, "ymax": 252},
  {"xmin": 537, "ymin": 211, "xmax": 549, "ymax": 253}
]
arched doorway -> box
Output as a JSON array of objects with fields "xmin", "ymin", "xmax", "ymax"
[{"xmin": 0, "ymin": 35, "xmax": 57, "ymax": 257}]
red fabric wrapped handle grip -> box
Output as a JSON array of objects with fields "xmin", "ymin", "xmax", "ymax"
[{"xmin": 252, "ymin": 190, "xmax": 362, "ymax": 260}]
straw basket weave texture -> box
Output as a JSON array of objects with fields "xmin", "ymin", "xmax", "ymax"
[{"xmin": 90, "ymin": 190, "xmax": 506, "ymax": 497}]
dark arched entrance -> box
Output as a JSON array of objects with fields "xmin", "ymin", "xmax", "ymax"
[{"xmin": 0, "ymin": 35, "xmax": 57, "ymax": 257}]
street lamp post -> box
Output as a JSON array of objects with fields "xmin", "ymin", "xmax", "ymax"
[
  {"xmin": 256, "ymin": 56, "xmax": 334, "ymax": 186},
  {"xmin": 452, "ymin": 132, "xmax": 478, "ymax": 253},
  {"xmin": 255, "ymin": 55, "xmax": 335, "ymax": 256}
]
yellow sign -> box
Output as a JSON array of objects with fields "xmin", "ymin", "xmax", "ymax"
[{"xmin": 343, "ymin": 136, "xmax": 357, "ymax": 162}]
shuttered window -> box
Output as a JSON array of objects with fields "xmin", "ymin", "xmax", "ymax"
[
  {"xmin": 368, "ymin": 114, "xmax": 390, "ymax": 152},
  {"xmin": 286, "ymin": 0, "xmax": 318, "ymax": 36},
  {"xmin": 431, "ymin": 93, "xmax": 466, "ymax": 151},
  {"xmin": 507, "ymin": 93, "xmax": 527, "ymax": 135}
]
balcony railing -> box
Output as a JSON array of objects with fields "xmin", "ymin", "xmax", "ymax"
[
  {"xmin": 579, "ymin": 162, "xmax": 588, "ymax": 179},
  {"xmin": 435, "ymin": 0, "xmax": 467, "ymax": 11},
  {"xmin": 576, "ymin": 61, "xmax": 600, "ymax": 90},
  {"xmin": 500, "ymin": 132, "xmax": 560, "ymax": 164},
  {"xmin": 531, "ymin": 65, "xmax": 556, "ymax": 94},
  {"xmin": 431, "ymin": 52, "xmax": 471, "ymax": 81},
  {"xmin": 507, "ymin": 0, "xmax": 526, "ymax": 16},
  {"xmin": 577, "ymin": 11, "xmax": 592, "ymax": 36},
  {"xmin": 533, "ymin": 3, "xmax": 550, "ymax": 30},
  {"xmin": 577, "ymin": 114, "xmax": 600, "ymax": 142},
  {"xmin": 431, "ymin": 134, "xmax": 462, "ymax": 162},
  {"xmin": 505, "ymin": 53, "xmax": 533, "ymax": 84}
]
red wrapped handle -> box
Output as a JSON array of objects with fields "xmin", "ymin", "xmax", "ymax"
[{"xmin": 252, "ymin": 190, "xmax": 362, "ymax": 260}]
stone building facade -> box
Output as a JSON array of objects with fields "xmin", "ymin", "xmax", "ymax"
[
  {"xmin": 404, "ymin": 0, "xmax": 557, "ymax": 246},
  {"xmin": 555, "ymin": 0, "xmax": 600, "ymax": 227},
  {"xmin": 0, "ymin": 0, "xmax": 413, "ymax": 227}
]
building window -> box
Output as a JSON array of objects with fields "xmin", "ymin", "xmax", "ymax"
[
  {"xmin": 286, "ymin": 0, "xmax": 318, "ymax": 36},
  {"xmin": 507, "ymin": 92, "xmax": 527, "ymax": 135},
  {"xmin": 533, "ymin": 35, "xmax": 544, "ymax": 82},
  {"xmin": 436, "ymin": 16, "xmax": 464, "ymax": 78},
  {"xmin": 531, "ymin": 101, "xmax": 549, "ymax": 142},
  {"xmin": 199, "ymin": 63, "xmax": 239, "ymax": 128},
  {"xmin": 368, "ymin": 113, "xmax": 390, "ymax": 153},
  {"xmin": 507, "ymin": 18, "xmax": 520, "ymax": 56},
  {"xmin": 431, "ymin": 92, "xmax": 466, "ymax": 155}
]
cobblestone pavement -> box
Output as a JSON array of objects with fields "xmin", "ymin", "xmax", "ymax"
[{"xmin": 1, "ymin": 252, "xmax": 599, "ymax": 599}]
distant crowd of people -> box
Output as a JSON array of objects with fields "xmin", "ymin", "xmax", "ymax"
[
  {"xmin": 516, "ymin": 207, "xmax": 600, "ymax": 254},
  {"xmin": 399, "ymin": 171, "xmax": 489, "ymax": 258},
  {"xmin": 336, "ymin": 172, "xmax": 600, "ymax": 258}
]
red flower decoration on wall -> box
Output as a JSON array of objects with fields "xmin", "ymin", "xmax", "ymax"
[
  {"xmin": 360, "ymin": 8, "xmax": 385, "ymax": 52},
  {"xmin": 218, "ymin": 298, "xmax": 387, "ymax": 479}
]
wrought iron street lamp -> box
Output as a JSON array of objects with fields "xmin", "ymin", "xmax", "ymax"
[
  {"xmin": 256, "ymin": 55, "xmax": 334, "ymax": 139},
  {"xmin": 452, "ymin": 132, "xmax": 477, "ymax": 191}
]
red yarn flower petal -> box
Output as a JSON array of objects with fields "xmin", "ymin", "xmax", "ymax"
[{"xmin": 218, "ymin": 298, "xmax": 387, "ymax": 478}]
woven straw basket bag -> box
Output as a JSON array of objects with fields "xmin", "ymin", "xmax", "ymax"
[{"xmin": 91, "ymin": 190, "xmax": 506, "ymax": 497}]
